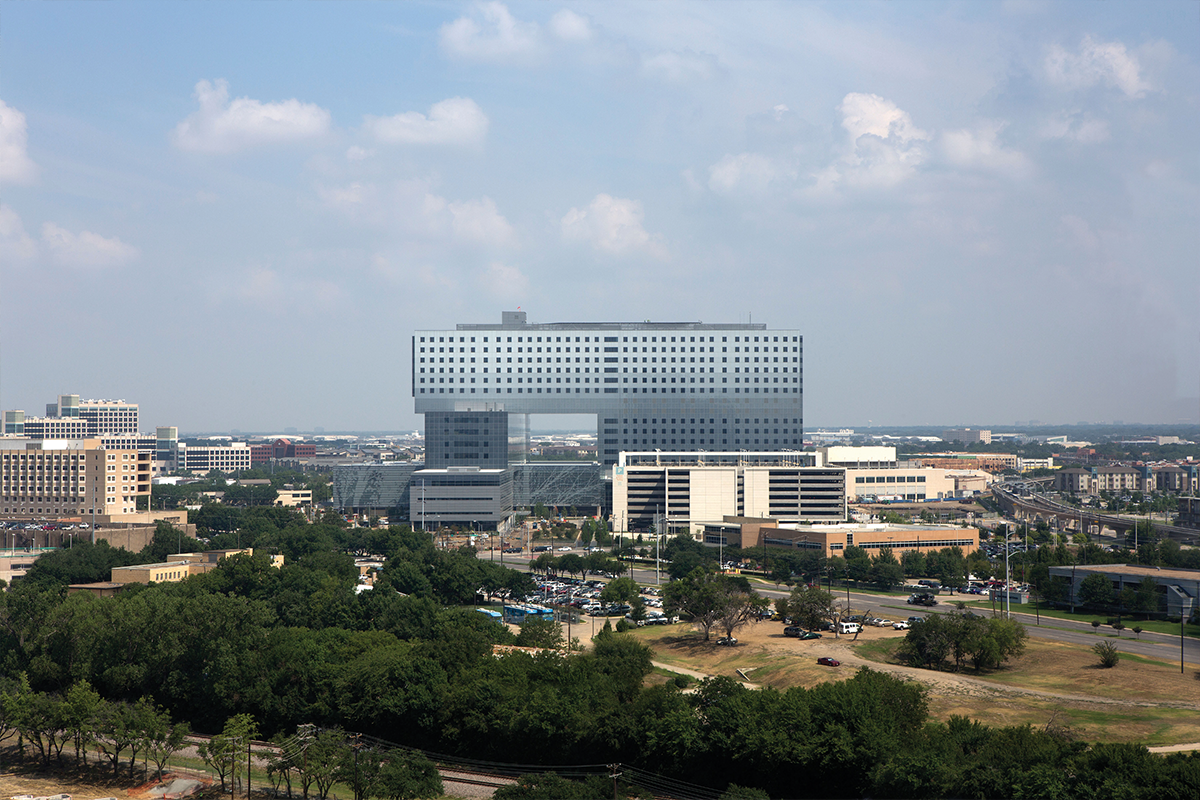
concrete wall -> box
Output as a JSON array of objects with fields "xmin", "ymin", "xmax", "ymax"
[{"xmin": 689, "ymin": 469, "xmax": 736, "ymax": 524}]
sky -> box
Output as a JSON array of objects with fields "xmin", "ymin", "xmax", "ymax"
[{"xmin": 1, "ymin": 1, "xmax": 1197, "ymax": 434}]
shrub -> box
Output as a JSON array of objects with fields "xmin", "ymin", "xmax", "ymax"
[
  {"xmin": 615, "ymin": 618, "xmax": 634, "ymax": 633},
  {"xmin": 1132, "ymin": 626, "xmax": 1143, "ymax": 639},
  {"xmin": 1091, "ymin": 620, "xmax": 1101, "ymax": 629},
  {"xmin": 1112, "ymin": 622, "xmax": 1125, "ymax": 634},
  {"xmin": 1093, "ymin": 640, "xmax": 1120, "ymax": 668}
]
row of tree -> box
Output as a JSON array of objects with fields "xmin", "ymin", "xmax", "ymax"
[
  {"xmin": 4, "ymin": 518, "xmax": 1198, "ymax": 798},
  {"xmin": 1, "ymin": 675, "xmax": 186, "ymax": 779},
  {"xmin": 529, "ymin": 549, "xmax": 626, "ymax": 579}
]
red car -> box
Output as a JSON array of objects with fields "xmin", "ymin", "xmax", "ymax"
[{"xmin": 817, "ymin": 657, "xmax": 840, "ymax": 667}]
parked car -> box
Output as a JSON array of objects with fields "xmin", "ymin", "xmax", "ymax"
[
  {"xmin": 717, "ymin": 636, "xmax": 738, "ymax": 646},
  {"xmin": 876, "ymin": 619, "xmax": 893, "ymax": 628},
  {"xmin": 798, "ymin": 631, "xmax": 822, "ymax": 640},
  {"xmin": 784, "ymin": 626, "xmax": 803, "ymax": 638},
  {"xmin": 907, "ymin": 616, "xmax": 925, "ymax": 625},
  {"xmin": 892, "ymin": 621, "xmax": 910, "ymax": 630},
  {"xmin": 817, "ymin": 657, "xmax": 840, "ymax": 667}
]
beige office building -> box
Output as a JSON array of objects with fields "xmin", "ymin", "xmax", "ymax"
[
  {"xmin": 0, "ymin": 438, "xmax": 150, "ymax": 517},
  {"xmin": 612, "ymin": 451, "xmax": 846, "ymax": 535}
]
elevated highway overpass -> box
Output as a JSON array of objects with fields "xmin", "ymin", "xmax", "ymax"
[{"xmin": 992, "ymin": 484, "xmax": 1200, "ymax": 547}]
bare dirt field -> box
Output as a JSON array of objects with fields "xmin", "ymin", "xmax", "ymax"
[
  {"xmin": 631, "ymin": 618, "xmax": 1200, "ymax": 746},
  {"xmin": 0, "ymin": 767, "xmax": 152, "ymax": 799}
]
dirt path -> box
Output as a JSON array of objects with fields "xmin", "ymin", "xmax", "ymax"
[
  {"xmin": 651, "ymin": 659, "xmax": 759, "ymax": 689},
  {"xmin": 1147, "ymin": 742, "xmax": 1200, "ymax": 753},
  {"xmin": 641, "ymin": 620, "xmax": 1200, "ymax": 715},
  {"xmin": 814, "ymin": 638, "xmax": 1200, "ymax": 711}
]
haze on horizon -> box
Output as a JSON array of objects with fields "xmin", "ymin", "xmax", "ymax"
[{"xmin": 2, "ymin": 1, "xmax": 1197, "ymax": 435}]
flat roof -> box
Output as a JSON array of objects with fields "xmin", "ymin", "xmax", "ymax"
[
  {"xmin": 452, "ymin": 321, "xmax": 770, "ymax": 331},
  {"xmin": 774, "ymin": 522, "xmax": 975, "ymax": 532},
  {"xmin": 1054, "ymin": 563, "xmax": 1200, "ymax": 582}
]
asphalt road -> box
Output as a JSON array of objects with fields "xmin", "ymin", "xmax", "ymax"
[{"xmin": 497, "ymin": 552, "xmax": 1199, "ymax": 668}]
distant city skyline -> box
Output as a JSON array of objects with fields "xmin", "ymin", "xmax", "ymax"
[{"xmin": 2, "ymin": 2, "xmax": 1196, "ymax": 432}]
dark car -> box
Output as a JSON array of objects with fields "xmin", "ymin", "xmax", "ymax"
[
  {"xmin": 784, "ymin": 626, "xmax": 803, "ymax": 637},
  {"xmin": 799, "ymin": 631, "xmax": 822, "ymax": 640},
  {"xmin": 817, "ymin": 657, "xmax": 840, "ymax": 667}
]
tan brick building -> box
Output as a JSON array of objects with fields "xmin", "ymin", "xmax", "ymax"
[{"xmin": 1, "ymin": 438, "xmax": 150, "ymax": 517}]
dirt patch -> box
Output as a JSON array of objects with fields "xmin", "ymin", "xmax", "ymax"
[
  {"xmin": 629, "ymin": 617, "xmax": 1200, "ymax": 745},
  {"xmin": 1, "ymin": 768, "xmax": 136, "ymax": 800}
]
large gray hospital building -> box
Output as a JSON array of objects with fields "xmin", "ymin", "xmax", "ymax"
[{"xmin": 413, "ymin": 311, "xmax": 803, "ymax": 469}]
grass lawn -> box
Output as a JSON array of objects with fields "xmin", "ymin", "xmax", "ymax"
[
  {"xmin": 958, "ymin": 600, "xmax": 1200, "ymax": 639},
  {"xmin": 627, "ymin": 620, "xmax": 1200, "ymax": 746}
]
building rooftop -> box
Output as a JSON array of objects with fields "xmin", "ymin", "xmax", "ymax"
[
  {"xmin": 1059, "ymin": 563, "xmax": 1200, "ymax": 582},
  {"xmin": 454, "ymin": 321, "xmax": 768, "ymax": 331}
]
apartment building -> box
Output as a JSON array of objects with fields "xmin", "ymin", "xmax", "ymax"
[{"xmin": 0, "ymin": 438, "xmax": 150, "ymax": 516}]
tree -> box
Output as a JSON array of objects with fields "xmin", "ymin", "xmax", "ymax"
[
  {"xmin": 1134, "ymin": 576, "xmax": 1160, "ymax": 617},
  {"xmin": 63, "ymin": 679, "xmax": 101, "ymax": 765},
  {"xmin": 868, "ymin": 548, "xmax": 904, "ymax": 590},
  {"xmin": 770, "ymin": 560, "xmax": 793, "ymax": 588},
  {"xmin": 96, "ymin": 699, "xmax": 143, "ymax": 779},
  {"xmin": 515, "ymin": 617, "xmax": 565, "ymax": 650},
  {"xmin": 200, "ymin": 713, "xmax": 258, "ymax": 792},
  {"xmin": 1079, "ymin": 573, "xmax": 1114, "ymax": 610},
  {"xmin": 717, "ymin": 588, "xmax": 769, "ymax": 639},
  {"xmin": 900, "ymin": 549, "xmax": 926, "ymax": 578},
  {"xmin": 1093, "ymin": 640, "xmax": 1120, "ymax": 668},
  {"xmin": 297, "ymin": 728, "xmax": 350, "ymax": 800},
  {"xmin": 599, "ymin": 577, "xmax": 640, "ymax": 604},
  {"xmin": 264, "ymin": 732, "xmax": 300, "ymax": 798},
  {"xmin": 140, "ymin": 701, "xmax": 188, "ymax": 780},
  {"xmin": 557, "ymin": 553, "xmax": 584, "ymax": 579},
  {"xmin": 377, "ymin": 748, "xmax": 444, "ymax": 800},
  {"xmin": 844, "ymin": 546, "xmax": 870, "ymax": 586},
  {"xmin": 664, "ymin": 569, "xmax": 766, "ymax": 641},
  {"xmin": 780, "ymin": 584, "xmax": 836, "ymax": 631}
]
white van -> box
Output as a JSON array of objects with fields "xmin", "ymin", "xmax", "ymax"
[{"xmin": 838, "ymin": 621, "xmax": 862, "ymax": 635}]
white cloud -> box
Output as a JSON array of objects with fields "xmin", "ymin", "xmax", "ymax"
[
  {"xmin": 479, "ymin": 261, "xmax": 529, "ymax": 300},
  {"xmin": 549, "ymin": 10, "xmax": 591, "ymax": 42},
  {"xmin": 942, "ymin": 123, "xmax": 1031, "ymax": 176},
  {"xmin": 708, "ymin": 153, "xmax": 783, "ymax": 194},
  {"xmin": 812, "ymin": 93, "xmax": 929, "ymax": 192},
  {"xmin": 319, "ymin": 180, "xmax": 513, "ymax": 247},
  {"xmin": 641, "ymin": 50, "xmax": 720, "ymax": 83},
  {"xmin": 561, "ymin": 194, "xmax": 667, "ymax": 258},
  {"xmin": 0, "ymin": 204, "xmax": 37, "ymax": 262},
  {"xmin": 1046, "ymin": 36, "xmax": 1151, "ymax": 98},
  {"xmin": 440, "ymin": 2, "xmax": 540, "ymax": 62},
  {"xmin": 364, "ymin": 98, "xmax": 489, "ymax": 147},
  {"xmin": 448, "ymin": 197, "xmax": 515, "ymax": 246},
  {"xmin": 839, "ymin": 92, "xmax": 927, "ymax": 144},
  {"xmin": 0, "ymin": 99, "xmax": 38, "ymax": 184},
  {"xmin": 172, "ymin": 79, "xmax": 332, "ymax": 153},
  {"xmin": 1040, "ymin": 111, "xmax": 1110, "ymax": 143},
  {"xmin": 40, "ymin": 222, "xmax": 139, "ymax": 268}
]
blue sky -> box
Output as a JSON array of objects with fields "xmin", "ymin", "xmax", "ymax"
[{"xmin": 2, "ymin": 1, "xmax": 1197, "ymax": 433}]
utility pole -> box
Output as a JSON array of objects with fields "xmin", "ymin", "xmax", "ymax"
[{"xmin": 608, "ymin": 763, "xmax": 622, "ymax": 800}]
